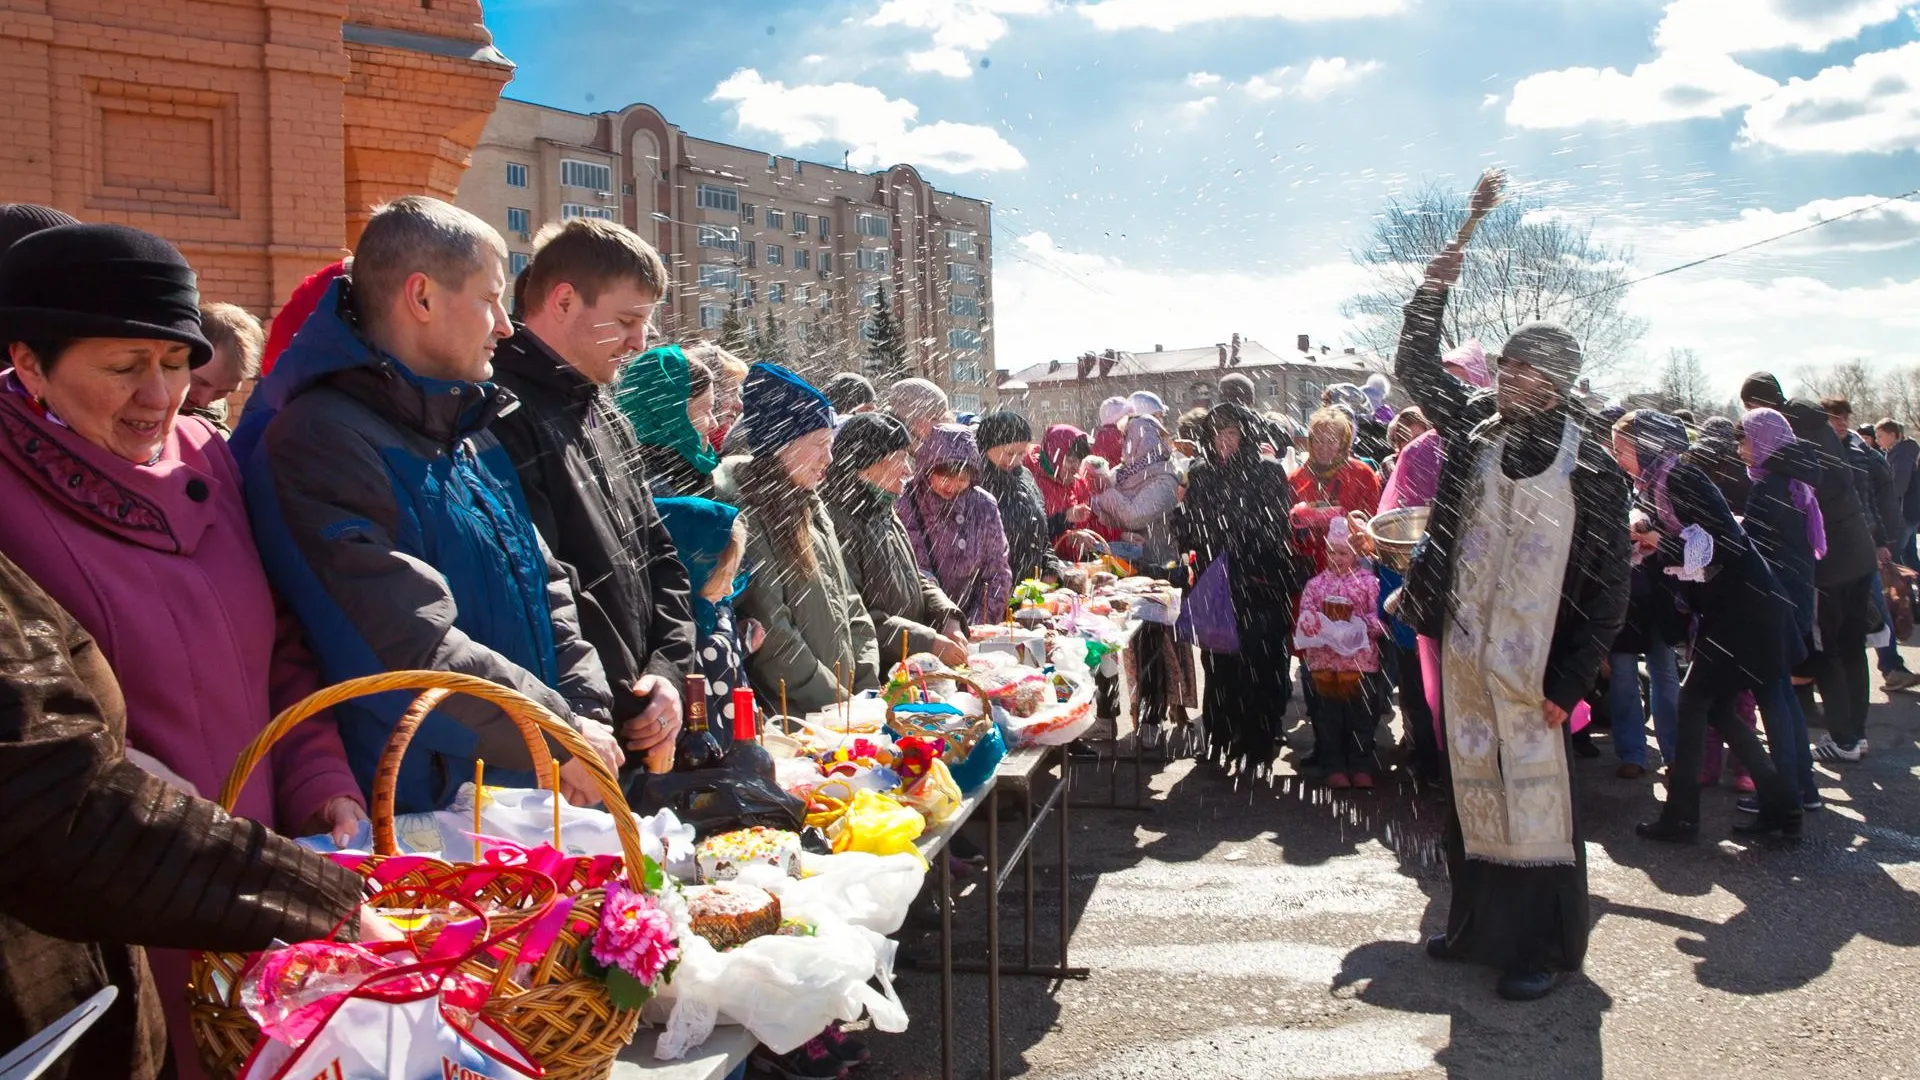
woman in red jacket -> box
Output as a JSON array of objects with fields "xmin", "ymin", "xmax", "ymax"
[{"xmin": 1288, "ymin": 405, "xmax": 1382, "ymax": 573}]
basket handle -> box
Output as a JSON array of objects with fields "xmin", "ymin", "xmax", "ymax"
[
  {"xmin": 217, "ymin": 670, "xmax": 647, "ymax": 873},
  {"xmin": 884, "ymin": 669, "xmax": 995, "ymax": 765}
]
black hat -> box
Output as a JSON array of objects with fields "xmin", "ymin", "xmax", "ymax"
[
  {"xmin": 975, "ymin": 409, "xmax": 1032, "ymax": 453},
  {"xmin": 1739, "ymin": 371, "xmax": 1785, "ymax": 408},
  {"xmin": 0, "ymin": 223, "xmax": 213, "ymax": 367},
  {"xmin": 823, "ymin": 371, "xmax": 876, "ymax": 413},
  {"xmin": 831, "ymin": 411, "xmax": 911, "ymax": 475},
  {"xmin": 0, "ymin": 204, "xmax": 80, "ymax": 259}
]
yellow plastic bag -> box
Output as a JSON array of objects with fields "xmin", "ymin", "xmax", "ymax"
[
  {"xmin": 828, "ymin": 789, "xmax": 927, "ymax": 865},
  {"xmin": 899, "ymin": 758, "xmax": 963, "ymax": 827}
]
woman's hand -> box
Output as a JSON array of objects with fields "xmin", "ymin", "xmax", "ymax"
[
  {"xmin": 931, "ymin": 636, "xmax": 970, "ymax": 668},
  {"xmin": 320, "ymin": 796, "xmax": 368, "ymax": 848},
  {"xmin": 1543, "ymin": 701, "xmax": 1569, "ymax": 728},
  {"xmin": 1066, "ymin": 505, "xmax": 1091, "ymax": 525}
]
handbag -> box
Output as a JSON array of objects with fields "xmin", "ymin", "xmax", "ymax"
[{"xmin": 1175, "ymin": 554, "xmax": 1241, "ymax": 653}]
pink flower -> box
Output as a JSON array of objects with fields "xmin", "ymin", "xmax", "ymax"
[{"xmin": 591, "ymin": 883, "xmax": 679, "ymax": 985}]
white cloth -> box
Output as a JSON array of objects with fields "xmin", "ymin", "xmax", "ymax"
[
  {"xmin": 1293, "ymin": 617, "xmax": 1373, "ymax": 657},
  {"xmin": 1663, "ymin": 523, "xmax": 1714, "ymax": 583},
  {"xmin": 1442, "ymin": 418, "xmax": 1582, "ymax": 867}
]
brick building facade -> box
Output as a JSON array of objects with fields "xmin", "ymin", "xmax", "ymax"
[
  {"xmin": 1001, "ymin": 336, "xmax": 1390, "ymax": 433},
  {"xmin": 457, "ymin": 98, "xmax": 997, "ymax": 413},
  {"xmin": 0, "ymin": 0, "xmax": 512, "ymax": 317}
]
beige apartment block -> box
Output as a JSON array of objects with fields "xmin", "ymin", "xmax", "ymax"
[{"xmin": 457, "ymin": 98, "xmax": 996, "ymax": 411}]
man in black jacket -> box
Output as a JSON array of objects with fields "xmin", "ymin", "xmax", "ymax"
[
  {"xmin": 1740, "ymin": 374, "xmax": 1880, "ymax": 761},
  {"xmin": 1823, "ymin": 398, "xmax": 1917, "ymax": 691},
  {"xmin": 491, "ymin": 219, "xmax": 697, "ymax": 771},
  {"xmin": 1875, "ymin": 418, "xmax": 1920, "ymax": 568}
]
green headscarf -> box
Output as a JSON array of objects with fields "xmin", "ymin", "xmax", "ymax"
[{"xmin": 613, "ymin": 344, "xmax": 721, "ymax": 475}]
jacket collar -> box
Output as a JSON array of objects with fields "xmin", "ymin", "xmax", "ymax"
[{"xmin": 494, "ymin": 328, "xmax": 601, "ymax": 413}]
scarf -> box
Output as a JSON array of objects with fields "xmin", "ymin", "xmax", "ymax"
[
  {"xmin": 1743, "ymin": 407, "xmax": 1827, "ymax": 559},
  {"xmin": 1626, "ymin": 410, "xmax": 1691, "ymax": 534},
  {"xmin": 613, "ymin": 344, "xmax": 721, "ymax": 477},
  {"xmin": 1116, "ymin": 414, "xmax": 1168, "ymax": 485}
]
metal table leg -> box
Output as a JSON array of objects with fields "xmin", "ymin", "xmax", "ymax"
[
  {"xmin": 987, "ymin": 783, "xmax": 1002, "ymax": 1080},
  {"xmin": 940, "ymin": 846, "xmax": 953, "ymax": 1080}
]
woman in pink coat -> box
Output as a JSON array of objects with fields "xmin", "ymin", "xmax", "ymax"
[{"xmin": 0, "ymin": 222, "xmax": 365, "ymax": 1079}]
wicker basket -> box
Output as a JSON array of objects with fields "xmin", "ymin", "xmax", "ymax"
[
  {"xmin": 884, "ymin": 670, "xmax": 997, "ymax": 767},
  {"xmin": 188, "ymin": 671, "xmax": 648, "ymax": 1080}
]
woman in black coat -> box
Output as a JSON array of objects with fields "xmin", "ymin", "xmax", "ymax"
[
  {"xmin": 1178, "ymin": 401, "xmax": 1301, "ymax": 771},
  {"xmin": 1613, "ymin": 411, "xmax": 1803, "ymax": 841}
]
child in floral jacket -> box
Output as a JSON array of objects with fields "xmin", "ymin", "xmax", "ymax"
[{"xmin": 1294, "ymin": 515, "xmax": 1389, "ymax": 789}]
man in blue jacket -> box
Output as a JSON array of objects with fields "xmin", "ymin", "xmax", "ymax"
[{"xmin": 234, "ymin": 196, "xmax": 623, "ymax": 813}]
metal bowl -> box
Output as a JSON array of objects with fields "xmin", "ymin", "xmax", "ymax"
[{"xmin": 1368, "ymin": 506, "xmax": 1431, "ymax": 572}]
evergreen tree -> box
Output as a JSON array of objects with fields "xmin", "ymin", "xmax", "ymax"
[
  {"xmin": 866, "ymin": 284, "xmax": 909, "ymax": 382},
  {"xmin": 719, "ymin": 296, "xmax": 750, "ymax": 357},
  {"xmin": 763, "ymin": 303, "xmax": 782, "ymax": 361}
]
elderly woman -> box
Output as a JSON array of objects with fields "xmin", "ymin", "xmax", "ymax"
[
  {"xmin": 719, "ymin": 363, "xmax": 880, "ymax": 713},
  {"xmin": 900, "ymin": 423, "xmax": 1015, "ymax": 625},
  {"xmin": 1289, "ymin": 405, "xmax": 1383, "ymax": 573},
  {"xmin": 615, "ymin": 343, "xmax": 721, "ymax": 499},
  {"xmin": 0, "ymin": 223, "xmax": 365, "ymax": 1078},
  {"xmin": 823, "ymin": 412, "xmax": 970, "ymax": 669},
  {"xmin": 885, "ymin": 376, "xmax": 952, "ymax": 448}
]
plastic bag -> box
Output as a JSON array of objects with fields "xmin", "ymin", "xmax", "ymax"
[
  {"xmin": 999, "ymin": 670, "xmax": 1098, "ymax": 748},
  {"xmin": 1175, "ymin": 554, "xmax": 1241, "ymax": 652},
  {"xmin": 898, "ymin": 757, "xmax": 963, "ymax": 827},
  {"xmin": 776, "ymin": 851, "xmax": 927, "ymax": 935},
  {"xmin": 629, "ymin": 765, "xmax": 807, "ymax": 840},
  {"xmin": 827, "ymin": 789, "xmax": 926, "ymax": 861}
]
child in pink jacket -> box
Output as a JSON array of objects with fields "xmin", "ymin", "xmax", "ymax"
[{"xmin": 1294, "ymin": 515, "xmax": 1388, "ymax": 789}]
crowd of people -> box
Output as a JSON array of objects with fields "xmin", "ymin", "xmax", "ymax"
[{"xmin": 2, "ymin": 168, "xmax": 1914, "ymax": 1079}]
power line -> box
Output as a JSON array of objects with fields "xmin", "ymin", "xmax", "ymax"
[{"xmin": 1560, "ymin": 187, "xmax": 1920, "ymax": 308}]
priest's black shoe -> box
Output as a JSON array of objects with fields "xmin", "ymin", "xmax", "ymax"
[
  {"xmin": 1496, "ymin": 968, "xmax": 1562, "ymax": 1002},
  {"xmin": 1732, "ymin": 809, "xmax": 1803, "ymax": 840},
  {"xmin": 1426, "ymin": 934, "xmax": 1463, "ymax": 962},
  {"xmin": 1635, "ymin": 818, "xmax": 1698, "ymax": 843}
]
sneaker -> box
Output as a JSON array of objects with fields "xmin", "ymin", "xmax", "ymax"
[
  {"xmin": 1736, "ymin": 795, "xmax": 1761, "ymax": 814},
  {"xmin": 1883, "ymin": 669, "xmax": 1920, "ymax": 692},
  {"xmin": 1326, "ymin": 772, "xmax": 1352, "ymax": 790},
  {"xmin": 1813, "ymin": 735, "xmax": 1866, "ymax": 762},
  {"xmin": 1802, "ymin": 794, "xmax": 1825, "ymax": 811},
  {"xmin": 820, "ymin": 1023, "xmax": 870, "ymax": 1068},
  {"xmin": 752, "ymin": 1038, "xmax": 847, "ymax": 1080},
  {"xmin": 1734, "ymin": 774, "xmax": 1756, "ymax": 794}
]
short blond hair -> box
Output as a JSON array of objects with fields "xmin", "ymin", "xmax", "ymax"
[
  {"xmin": 1307, "ymin": 405, "xmax": 1353, "ymax": 446},
  {"xmin": 200, "ymin": 302, "xmax": 265, "ymax": 377},
  {"xmin": 686, "ymin": 342, "xmax": 748, "ymax": 386}
]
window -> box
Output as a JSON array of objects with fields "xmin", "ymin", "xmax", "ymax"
[
  {"xmin": 560, "ymin": 159, "xmax": 612, "ymax": 191},
  {"xmin": 766, "ymin": 244, "xmax": 784, "ymax": 266},
  {"xmin": 948, "ymin": 295, "xmax": 980, "ymax": 318},
  {"xmin": 947, "ymin": 263, "xmax": 979, "ymax": 286},
  {"xmin": 953, "ymin": 393, "xmax": 981, "ymax": 414},
  {"xmin": 697, "ymin": 184, "xmax": 739, "ymax": 213},
  {"xmin": 795, "ymin": 249, "xmax": 810, "ymax": 271},
  {"xmin": 855, "ymin": 248, "xmax": 888, "ymax": 272},
  {"xmin": 769, "ymin": 283, "xmax": 785, "ymax": 304},
  {"xmin": 819, "ymin": 216, "xmax": 830, "ymax": 239},
  {"xmin": 767, "ymin": 154, "xmax": 778, "ymax": 172},
  {"xmin": 766, "ymin": 208, "xmax": 785, "ymax": 230},
  {"xmin": 699, "ymin": 304, "xmax": 726, "ymax": 330},
  {"xmin": 505, "ymin": 162, "xmax": 528, "ymax": 188},
  {"xmin": 860, "ymin": 283, "xmax": 881, "ymax": 308},
  {"xmin": 508, "ymin": 252, "xmax": 531, "ymax": 275},
  {"xmin": 950, "ymin": 359, "xmax": 981, "ymax": 384},
  {"xmin": 792, "ymin": 213, "xmax": 808, "ymax": 236},
  {"xmin": 945, "ymin": 229, "xmax": 976, "ymax": 254},
  {"xmin": 743, "ymin": 240, "xmax": 757, "ymax": 266},
  {"xmin": 698, "ymin": 264, "xmax": 740, "ymax": 291},
  {"xmin": 506, "ymin": 207, "xmax": 530, "ymax": 235},
  {"xmin": 797, "ymin": 284, "xmax": 810, "ymax": 304},
  {"xmin": 817, "ymin": 250, "xmax": 831, "ymax": 274},
  {"xmin": 860, "ymin": 319, "xmax": 878, "ymax": 341},
  {"xmin": 742, "ymin": 203, "xmax": 756, "ymax": 225},
  {"xmin": 561, "ymin": 203, "xmax": 615, "ymax": 220},
  {"xmin": 857, "ymin": 213, "xmax": 887, "ymax": 238},
  {"xmin": 622, "ymin": 182, "xmax": 635, "ymax": 196},
  {"xmin": 948, "ymin": 328, "xmax": 982, "ymax": 352},
  {"xmin": 741, "ymin": 278, "xmax": 755, "ymax": 304},
  {"xmin": 697, "ymin": 225, "xmax": 739, "ymax": 251},
  {"xmin": 820, "ymin": 293, "xmax": 831, "ymax": 311}
]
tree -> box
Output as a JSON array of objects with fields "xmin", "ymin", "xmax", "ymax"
[
  {"xmin": 718, "ymin": 297, "xmax": 750, "ymax": 358},
  {"xmin": 1794, "ymin": 358, "xmax": 1883, "ymax": 421},
  {"xmin": 865, "ymin": 284, "xmax": 909, "ymax": 383},
  {"xmin": 1656, "ymin": 348, "xmax": 1711, "ymax": 413},
  {"xmin": 1342, "ymin": 182, "xmax": 1647, "ymax": 379}
]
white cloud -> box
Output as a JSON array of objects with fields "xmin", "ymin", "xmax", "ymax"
[
  {"xmin": 867, "ymin": 0, "xmax": 1051, "ymax": 79},
  {"xmin": 993, "ymin": 231, "xmax": 1372, "ymax": 371},
  {"xmin": 1653, "ymin": 0, "xmax": 1908, "ymax": 55},
  {"xmin": 1187, "ymin": 71, "xmax": 1223, "ymax": 88},
  {"xmin": 1625, "ymin": 272, "xmax": 1920, "ymax": 396},
  {"xmin": 1077, "ymin": 0, "xmax": 1408, "ymax": 32},
  {"xmin": 1613, "ymin": 195, "xmax": 1920, "ymax": 264},
  {"xmin": 802, "ymin": 53, "xmax": 826, "ymax": 64},
  {"xmin": 1180, "ymin": 95, "xmax": 1220, "ymax": 116},
  {"xmin": 709, "ymin": 69, "xmax": 1028, "ymax": 173},
  {"xmin": 1505, "ymin": 50, "xmax": 1777, "ymax": 127},
  {"xmin": 1480, "ymin": 93, "xmax": 1500, "ymax": 109},
  {"xmin": 1740, "ymin": 41, "xmax": 1920, "ymax": 153},
  {"xmin": 1244, "ymin": 57, "xmax": 1382, "ymax": 100}
]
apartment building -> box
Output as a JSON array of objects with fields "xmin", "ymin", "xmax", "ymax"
[
  {"xmin": 458, "ymin": 98, "xmax": 996, "ymax": 412},
  {"xmin": 1000, "ymin": 335, "xmax": 1390, "ymax": 433}
]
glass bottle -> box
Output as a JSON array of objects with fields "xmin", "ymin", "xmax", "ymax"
[{"xmin": 673, "ymin": 672, "xmax": 725, "ymax": 772}]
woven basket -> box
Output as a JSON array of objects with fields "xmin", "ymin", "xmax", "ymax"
[
  {"xmin": 885, "ymin": 670, "xmax": 997, "ymax": 767},
  {"xmin": 187, "ymin": 670, "xmax": 647, "ymax": 1080}
]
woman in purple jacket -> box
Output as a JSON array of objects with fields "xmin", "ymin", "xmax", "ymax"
[{"xmin": 899, "ymin": 423, "xmax": 1014, "ymax": 626}]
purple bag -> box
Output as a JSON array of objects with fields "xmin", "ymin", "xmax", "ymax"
[{"xmin": 1176, "ymin": 554, "xmax": 1241, "ymax": 653}]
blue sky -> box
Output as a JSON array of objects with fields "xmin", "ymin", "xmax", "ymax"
[{"xmin": 486, "ymin": 0, "xmax": 1920, "ymax": 396}]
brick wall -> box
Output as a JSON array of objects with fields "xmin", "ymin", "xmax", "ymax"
[{"xmin": 0, "ymin": 0, "xmax": 508, "ymax": 322}]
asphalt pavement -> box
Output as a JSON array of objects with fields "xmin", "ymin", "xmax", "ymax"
[{"xmin": 864, "ymin": 653, "xmax": 1920, "ymax": 1080}]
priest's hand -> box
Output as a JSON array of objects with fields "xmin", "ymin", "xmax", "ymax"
[{"xmin": 1543, "ymin": 701, "xmax": 1569, "ymax": 728}]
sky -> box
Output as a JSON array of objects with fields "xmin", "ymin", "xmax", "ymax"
[{"xmin": 484, "ymin": 0, "xmax": 1920, "ymax": 398}]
